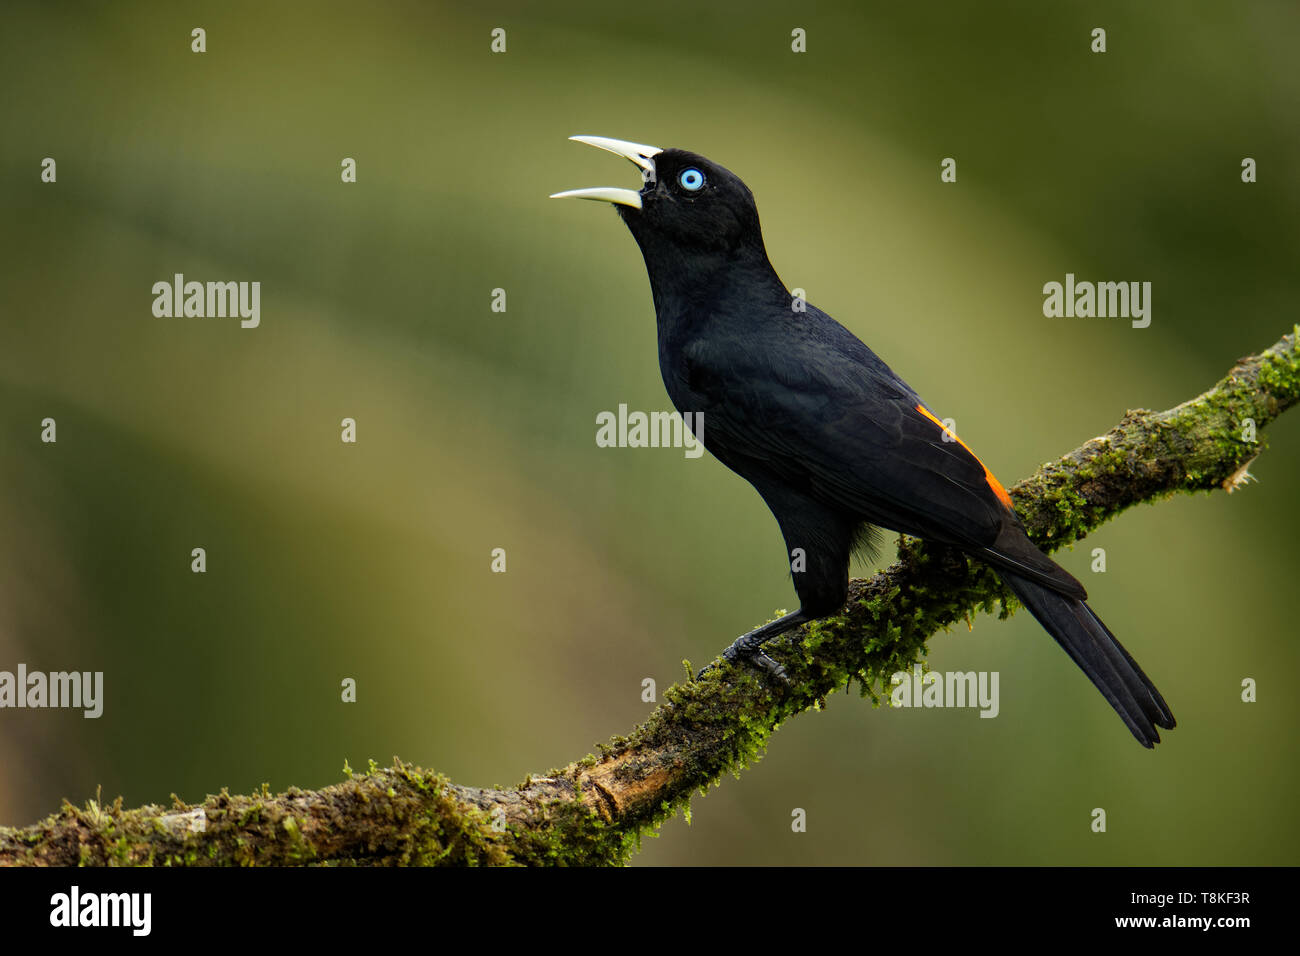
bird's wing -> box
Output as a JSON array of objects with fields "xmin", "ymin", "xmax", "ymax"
[
  {"xmin": 680, "ymin": 322, "xmax": 1025, "ymax": 555},
  {"xmin": 680, "ymin": 316, "xmax": 1086, "ymax": 597}
]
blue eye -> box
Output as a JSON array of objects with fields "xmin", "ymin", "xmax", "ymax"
[{"xmin": 678, "ymin": 167, "xmax": 705, "ymax": 191}]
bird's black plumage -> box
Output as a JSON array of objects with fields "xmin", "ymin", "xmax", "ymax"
[{"xmin": 555, "ymin": 139, "xmax": 1175, "ymax": 747}]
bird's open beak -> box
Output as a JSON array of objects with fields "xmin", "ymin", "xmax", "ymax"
[{"xmin": 550, "ymin": 135, "xmax": 663, "ymax": 210}]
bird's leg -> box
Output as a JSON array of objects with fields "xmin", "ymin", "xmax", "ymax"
[
  {"xmin": 722, "ymin": 609, "xmax": 808, "ymax": 660},
  {"xmin": 697, "ymin": 609, "xmax": 810, "ymax": 683}
]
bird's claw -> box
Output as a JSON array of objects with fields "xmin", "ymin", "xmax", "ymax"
[
  {"xmin": 754, "ymin": 650, "xmax": 791, "ymax": 684},
  {"xmin": 696, "ymin": 648, "xmax": 791, "ymax": 685}
]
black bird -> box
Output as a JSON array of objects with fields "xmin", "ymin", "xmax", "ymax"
[{"xmin": 552, "ymin": 135, "xmax": 1175, "ymax": 747}]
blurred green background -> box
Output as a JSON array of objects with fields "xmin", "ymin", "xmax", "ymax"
[{"xmin": 1, "ymin": 1, "xmax": 1297, "ymax": 865}]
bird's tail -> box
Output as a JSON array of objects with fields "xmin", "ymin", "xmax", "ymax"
[{"xmin": 1001, "ymin": 571, "xmax": 1175, "ymax": 747}]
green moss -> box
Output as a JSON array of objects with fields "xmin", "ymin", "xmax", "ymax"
[{"xmin": 1257, "ymin": 335, "xmax": 1300, "ymax": 403}]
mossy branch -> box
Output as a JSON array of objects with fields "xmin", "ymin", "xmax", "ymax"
[{"xmin": 2, "ymin": 329, "xmax": 1297, "ymax": 867}]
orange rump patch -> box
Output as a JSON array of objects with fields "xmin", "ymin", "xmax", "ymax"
[{"xmin": 915, "ymin": 404, "xmax": 1014, "ymax": 509}]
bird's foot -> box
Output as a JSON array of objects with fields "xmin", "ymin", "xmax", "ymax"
[
  {"xmin": 695, "ymin": 609, "xmax": 809, "ymax": 684},
  {"xmin": 696, "ymin": 649, "xmax": 789, "ymax": 684}
]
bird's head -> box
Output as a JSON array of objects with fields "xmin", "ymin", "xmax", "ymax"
[{"xmin": 552, "ymin": 135, "xmax": 766, "ymax": 263}]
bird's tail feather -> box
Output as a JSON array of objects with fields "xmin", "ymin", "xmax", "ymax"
[{"xmin": 1001, "ymin": 571, "xmax": 1175, "ymax": 748}]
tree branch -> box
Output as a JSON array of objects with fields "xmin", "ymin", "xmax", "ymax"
[{"xmin": 2, "ymin": 328, "xmax": 1297, "ymax": 866}]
